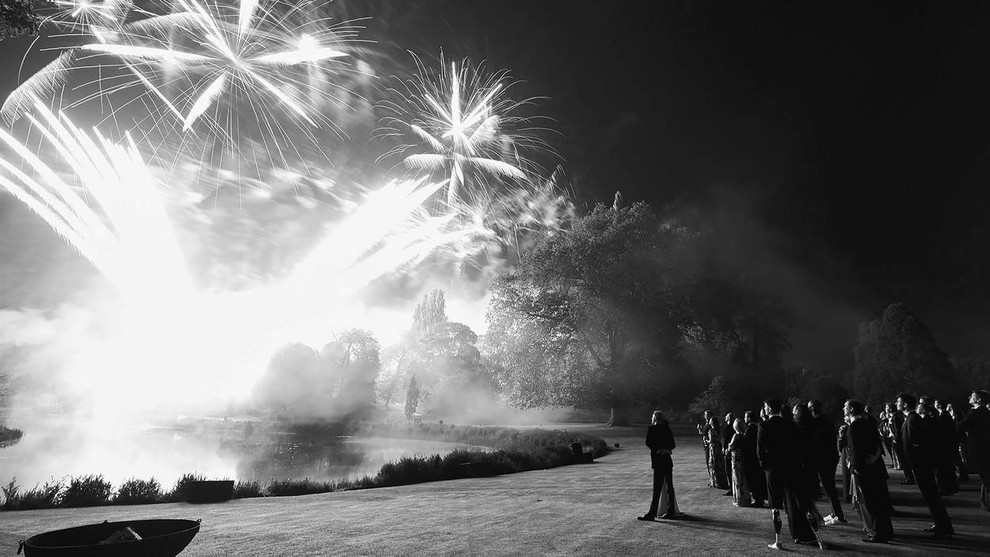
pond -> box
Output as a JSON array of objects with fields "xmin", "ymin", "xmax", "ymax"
[{"xmin": 0, "ymin": 416, "xmax": 486, "ymax": 491}]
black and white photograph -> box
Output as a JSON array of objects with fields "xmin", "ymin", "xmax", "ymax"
[{"xmin": 1, "ymin": 1, "xmax": 990, "ymax": 555}]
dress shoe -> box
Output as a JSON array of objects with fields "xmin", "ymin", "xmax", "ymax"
[
  {"xmin": 923, "ymin": 525, "xmax": 937, "ymax": 532},
  {"xmin": 658, "ymin": 513, "xmax": 677, "ymax": 520},
  {"xmin": 723, "ymin": 490, "xmax": 733, "ymax": 496},
  {"xmin": 861, "ymin": 536, "xmax": 890, "ymax": 544},
  {"xmin": 636, "ymin": 515, "xmax": 656, "ymax": 521}
]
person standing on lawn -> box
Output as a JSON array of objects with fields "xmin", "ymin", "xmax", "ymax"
[
  {"xmin": 845, "ymin": 399, "xmax": 894, "ymax": 544},
  {"xmin": 638, "ymin": 410, "xmax": 680, "ymax": 521}
]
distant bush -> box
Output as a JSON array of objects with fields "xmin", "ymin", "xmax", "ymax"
[
  {"xmin": 61, "ymin": 474, "xmax": 113, "ymax": 507},
  {"xmin": 0, "ymin": 424, "xmax": 609, "ymax": 511},
  {"xmin": 166, "ymin": 473, "xmax": 206, "ymax": 503},
  {"xmin": 1, "ymin": 478, "xmax": 62, "ymax": 510},
  {"xmin": 0, "ymin": 426, "xmax": 23, "ymax": 445},
  {"xmin": 114, "ymin": 478, "xmax": 163, "ymax": 505},
  {"xmin": 232, "ymin": 480, "xmax": 264, "ymax": 499},
  {"xmin": 267, "ymin": 478, "xmax": 336, "ymax": 497}
]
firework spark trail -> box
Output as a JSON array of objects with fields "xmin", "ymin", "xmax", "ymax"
[
  {"xmin": 377, "ymin": 55, "xmax": 557, "ymax": 207},
  {"xmin": 3, "ymin": 0, "xmax": 368, "ymax": 182},
  {"xmin": 0, "ymin": 98, "xmax": 193, "ymax": 299}
]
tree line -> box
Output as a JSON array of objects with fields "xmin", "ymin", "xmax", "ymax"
[{"xmin": 254, "ymin": 197, "xmax": 990, "ymax": 424}]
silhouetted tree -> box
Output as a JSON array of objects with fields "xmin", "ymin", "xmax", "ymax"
[
  {"xmin": 321, "ymin": 329, "xmax": 380, "ymax": 418},
  {"xmin": 950, "ymin": 357, "xmax": 990, "ymax": 392},
  {"xmin": 404, "ymin": 374, "xmax": 420, "ymax": 419},
  {"xmin": 852, "ymin": 303, "xmax": 962, "ymax": 405},
  {"xmin": 253, "ymin": 343, "xmax": 326, "ymax": 415},
  {"xmin": 485, "ymin": 200, "xmax": 697, "ymax": 426},
  {"xmin": 688, "ymin": 375, "xmax": 730, "ymax": 418},
  {"xmin": 0, "ymin": 0, "xmax": 49, "ymax": 40}
]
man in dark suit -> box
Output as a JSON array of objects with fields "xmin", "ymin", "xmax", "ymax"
[
  {"xmin": 845, "ymin": 399, "xmax": 894, "ymax": 543},
  {"xmin": 808, "ymin": 399, "xmax": 846, "ymax": 525},
  {"xmin": 898, "ymin": 392, "xmax": 954, "ymax": 537},
  {"xmin": 723, "ymin": 412, "xmax": 736, "ymax": 494},
  {"xmin": 744, "ymin": 410, "xmax": 767, "ymax": 507},
  {"xmin": 758, "ymin": 399, "xmax": 819, "ymax": 549},
  {"xmin": 697, "ymin": 410, "xmax": 712, "ymax": 485},
  {"xmin": 958, "ymin": 390, "xmax": 990, "ymax": 511},
  {"xmin": 638, "ymin": 410, "xmax": 678, "ymax": 521}
]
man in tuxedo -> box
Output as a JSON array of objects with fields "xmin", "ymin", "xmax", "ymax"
[
  {"xmin": 845, "ymin": 399, "xmax": 893, "ymax": 543},
  {"xmin": 758, "ymin": 399, "xmax": 819, "ymax": 549},
  {"xmin": 744, "ymin": 410, "xmax": 767, "ymax": 507},
  {"xmin": 958, "ymin": 390, "xmax": 990, "ymax": 511},
  {"xmin": 898, "ymin": 393, "xmax": 954, "ymax": 538},
  {"xmin": 808, "ymin": 399, "xmax": 845, "ymax": 525}
]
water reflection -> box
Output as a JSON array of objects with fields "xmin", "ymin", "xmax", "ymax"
[{"xmin": 0, "ymin": 415, "xmax": 483, "ymax": 489}]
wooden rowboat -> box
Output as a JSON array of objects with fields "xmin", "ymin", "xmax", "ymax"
[{"xmin": 17, "ymin": 519, "xmax": 200, "ymax": 557}]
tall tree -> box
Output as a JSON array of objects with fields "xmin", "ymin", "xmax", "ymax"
[
  {"xmin": 0, "ymin": 0, "xmax": 48, "ymax": 40},
  {"xmin": 485, "ymin": 200, "xmax": 697, "ymax": 425},
  {"xmin": 852, "ymin": 303, "xmax": 962, "ymax": 405},
  {"xmin": 321, "ymin": 329, "xmax": 381, "ymax": 418}
]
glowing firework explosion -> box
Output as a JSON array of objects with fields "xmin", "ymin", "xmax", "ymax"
[
  {"xmin": 0, "ymin": 100, "xmax": 487, "ymax": 416},
  {"xmin": 377, "ymin": 55, "xmax": 556, "ymax": 207},
  {"xmin": 3, "ymin": 0, "xmax": 368, "ymax": 180}
]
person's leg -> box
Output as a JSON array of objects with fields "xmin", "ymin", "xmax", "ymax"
[
  {"xmin": 659, "ymin": 464, "xmax": 678, "ymax": 517},
  {"xmin": 766, "ymin": 471, "xmax": 785, "ymax": 550},
  {"xmin": 914, "ymin": 467, "xmax": 953, "ymax": 534},
  {"xmin": 979, "ymin": 468, "xmax": 990, "ymax": 511},
  {"xmin": 643, "ymin": 467, "xmax": 661, "ymax": 518},
  {"xmin": 818, "ymin": 460, "xmax": 845, "ymax": 521}
]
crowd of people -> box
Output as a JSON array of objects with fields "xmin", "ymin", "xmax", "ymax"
[{"xmin": 637, "ymin": 389, "xmax": 990, "ymax": 550}]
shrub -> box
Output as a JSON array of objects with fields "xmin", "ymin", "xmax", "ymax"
[
  {"xmin": 266, "ymin": 478, "xmax": 334, "ymax": 497},
  {"xmin": 4, "ymin": 480, "xmax": 63, "ymax": 510},
  {"xmin": 232, "ymin": 481, "xmax": 264, "ymax": 499},
  {"xmin": 114, "ymin": 478, "xmax": 163, "ymax": 505},
  {"xmin": 0, "ymin": 426, "xmax": 23, "ymax": 445},
  {"xmin": 61, "ymin": 474, "xmax": 112, "ymax": 507},
  {"xmin": 166, "ymin": 473, "xmax": 206, "ymax": 503}
]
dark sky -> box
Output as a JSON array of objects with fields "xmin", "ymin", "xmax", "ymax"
[
  {"xmin": 3, "ymin": 0, "xmax": 990, "ymax": 369},
  {"xmin": 391, "ymin": 0, "xmax": 990, "ymax": 366}
]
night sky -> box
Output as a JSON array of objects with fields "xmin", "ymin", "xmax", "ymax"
[
  {"xmin": 403, "ymin": 0, "xmax": 990, "ymax": 367},
  {"xmin": 3, "ymin": 0, "xmax": 990, "ymax": 370}
]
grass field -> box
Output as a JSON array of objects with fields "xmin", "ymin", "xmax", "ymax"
[{"xmin": 1, "ymin": 425, "xmax": 987, "ymax": 556}]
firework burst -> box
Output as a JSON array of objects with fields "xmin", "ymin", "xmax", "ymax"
[
  {"xmin": 3, "ymin": 0, "xmax": 370, "ymax": 181},
  {"xmin": 0, "ymin": 96, "xmax": 193, "ymax": 299},
  {"xmin": 377, "ymin": 54, "xmax": 557, "ymax": 207}
]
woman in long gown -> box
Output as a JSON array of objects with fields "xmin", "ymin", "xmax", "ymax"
[
  {"xmin": 708, "ymin": 416, "xmax": 729, "ymax": 490},
  {"xmin": 728, "ymin": 418, "xmax": 753, "ymax": 507}
]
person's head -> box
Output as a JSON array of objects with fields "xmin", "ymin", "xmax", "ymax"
[
  {"xmin": 970, "ymin": 390, "xmax": 990, "ymax": 408},
  {"xmin": 733, "ymin": 417, "xmax": 745, "ymax": 434},
  {"xmin": 844, "ymin": 399, "xmax": 864, "ymax": 419},
  {"xmin": 916, "ymin": 402, "xmax": 928, "ymax": 416},
  {"xmin": 709, "ymin": 415, "xmax": 721, "ymax": 427},
  {"xmin": 724, "ymin": 412, "xmax": 734, "ymax": 426},
  {"xmin": 947, "ymin": 402, "xmax": 959, "ymax": 419},
  {"xmin": 764, "ymin": 399, "xmax": 783, "ymax": 416},
  {"xmin": 884, "ymin": 402, "xmax": 896, "ymax": 414},
  {"xmin": 864, "ymin": 405, "xmax": 873, "ymax": 416},
  {"xmin": 744, "ymin": 410, "xmax": 756, "ymax": 424},
  {"xmin": 897, "ymin": 393, "xmax": 916, "ymax": 412},
  {"xmin": 919, "ymin": 395, "xmax": 934, "ymax": 411},
  {"xmin": 935, "ymin": 399, "xmax": 945, "ymax": 412},
  {"xmin": 807, "ymin": 399, "xmax": 823, "ymax": 416},
  {"xmin": 652, "ymin": 410, "xmax": 665, "ymax": 425},
  {"xmin": 793, "ymin": 403, "xmax": 811, "ymax": 423}
]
